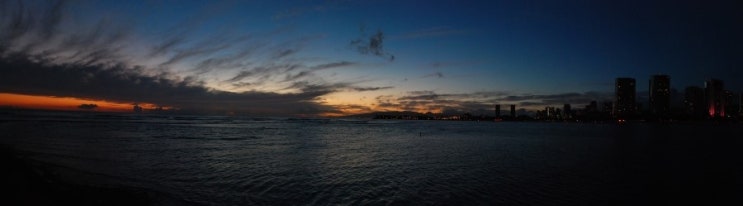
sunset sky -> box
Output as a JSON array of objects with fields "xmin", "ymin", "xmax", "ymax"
[{"xmin": 1, "ymin": 0, "xmax": 741, "ymax": 116}]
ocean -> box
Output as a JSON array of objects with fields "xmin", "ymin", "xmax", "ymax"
[{"xmin": 1, "ymin": 111, "xmax": 741, "ymax": 205}]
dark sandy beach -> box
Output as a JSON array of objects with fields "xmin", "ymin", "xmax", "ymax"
[{"xmin": 0, "ymin": 147, "xmax": 157, "ymax": 206}]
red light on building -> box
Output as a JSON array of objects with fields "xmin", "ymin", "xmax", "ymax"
[{"xmin": 709, "ymin": 106, "xmax": 715, "ymax": 117}]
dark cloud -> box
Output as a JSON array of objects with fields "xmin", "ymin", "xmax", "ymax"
[
  {"xmin": 0, "ymin": 57, "xmax": 337, "ymax": 115},
  {"xmin": 1, "ymin": 0, "xmax": 349, "ymax": 91},
  {"xmin": 352, "ymin": 86, "xmax": 394, "ymax": 92},
  {"xmin": 398, "ymin": 94, "xmax": 442, "ymax": 101},
  {"xmin": 272, "ymin": 49, "xmax": 296, "ymax": 59},
  {"xmin": 192, "ymin": 49, "xmax": 255, "ymax": 74},
  {"xmin": 158, "ymin": 34, "xmax": 239, "ymax": 67},
  {"xmin": 230, "ymin": 82, "xmax": 252, "ymax": 88},
  {"xmin": 284, "ymin": 81, "xmax": 393, "ymax": 94},
  {"xmin": 229, "ymin": 70, "xmax": 260, "ymax": 82},
  {"xmin": 283, "ymin": 81, "xmax": 349, "ymax": 94},
  {"xmin": 150, "ymin": 37, "xmax": 185, "ymax": 57},
  {"xmin": 350, "ymin": 27, "xmax": 395, "ymax": 61},
  {"xmin": 283, "ymin": 71, "xmax": 313, "ymax": 82},
  {"xmin": 407, "ymin": 90, "xmax": 435, "ymax": 96},
  {"xmin": 310, "ymin": 61, "xmax": 356, "ymax": 70},
  {"xmin": 282, "ymin": 61, "xmax": 356, "ymax": 82},
  {"xmin": 0, "ymin": 0, "xmax": 136, "ymax": 68},
  {"xmin": 222, "ymin": 60, "xmax": 354, "ymax": 85},
  {"xmin": 0, "ymin": 0, "xmax": 375, "ymax": 116}
]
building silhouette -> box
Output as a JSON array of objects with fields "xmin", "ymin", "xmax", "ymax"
[
  {"xmin": 705, "ymin": 79, "xmax": 725, "ymax": 118},
  {"xmin": 585, "ymin": 101, "xmax": 598, "ymax": 112},
  {"xmin": 563, "ymin": 104, "xmax": 572, "ymax": 119},
  {"xmin": 614, "ymin": 78, "xmax": 636, "ymax": 118},
  {"xmin": 495, "ymin": 104, "xmax": 501, "ymax": 118},
  {"xmin": 602, "ymin": 101, "xmax": 613, "ymax": 113},
  {"xmin": 544, "ymin": 106, "xmax": 556, "ymax": 119},
  {"xmin": 649, "ymin": 75, "xmax": 670, "ymax": 117},
  {"xmin": 723, "ymin": 90, "xmax": 735, "ymax": 117},
  {"xmin": 510, "ymin": 105, "xmax": 516, "ymax": 118},
  {"xmin": 684, "ymin": 86, "xmax": 706, "ymax": 118}
]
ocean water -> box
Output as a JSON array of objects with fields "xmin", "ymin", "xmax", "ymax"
[{"xmin": 1, "ymin": 111, "xmax": 741, "ymax": 205}]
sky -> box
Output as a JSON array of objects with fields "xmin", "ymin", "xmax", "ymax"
[{"xmin": 1, "ymin": 0, "xmax": 741, "ymax": 116}]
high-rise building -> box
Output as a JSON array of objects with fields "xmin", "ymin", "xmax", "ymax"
[
  {"xmin": 705, "ymin": 79, "xmax": 725, "ymax": 118},
  {"xmin": 602, "ymin": 101, "xmax": 613, "ymax": 113},
  {"xmin": 510, "ymin": 105, "xmax": 516, "ymax": 118},
  {"xmin": 545, "ymin": 106, "xmax": 556, "ymax": 119},
  {"xmin": 614, "ymin": 78, "xmax": 636, "ymax": 118},
  {"xmin": 563, "ymin": 104, "xmax": 572, "ymax": 119},
  {"xmin": 585, "ymin": 101, "xmax": 598, "ymax": 113},
  {"xmin": 649, "ymin": 75, "xmax": 670, "ymax": 117},
  {"xmin": 495, "ymin": 104, "xmax": 501, "ymax": 118},
  {"xmin": 723, "ymin": 90, "xmax": 735, "ymax": 117},
  {"xmin": 684, "ymin": 86, "xmax": 705, "ymax": 118}
]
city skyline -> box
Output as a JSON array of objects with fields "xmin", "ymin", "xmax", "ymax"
[{"xmin": 1, "ymin": 0, "xmax": 742, "ymax": 116}]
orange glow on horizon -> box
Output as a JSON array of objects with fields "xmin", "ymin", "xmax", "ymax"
[{"xmin": 0, "ymin": 93, "xmax": 165, "ymax": 112}]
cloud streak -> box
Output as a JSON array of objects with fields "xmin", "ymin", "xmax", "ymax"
[
  {"xmin": 423, "ymin": 72, "xmax": 444, "ymax": 78},
  {"xmin": 0, "ymin": 56, "xmax": 338, "ymax": 115},
  {"xmin": 0, "ymin": 0, "xmax": 391, "ymax": 116}
]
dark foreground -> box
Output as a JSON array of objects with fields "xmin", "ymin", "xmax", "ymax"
[
  {"xmin": 0, "ymin": 148, "xmax": 156, "ymax": 205},
  {"xmin": 1, "ymin": 111, "xmax": 742, "ymax": 205}
]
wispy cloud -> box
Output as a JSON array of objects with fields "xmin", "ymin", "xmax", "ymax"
[
  {"xmin": 310, "ymin": 61, "xmax": 356, "ymax": 70},
  {"xmin": 0, "ymin": 56, "xmax": 338, "ymax": 115},
  {"xmin": 422, "ymin": 72, "xmax": 444, "ymax": 78},
  {"xmin": 0, "ymin": 0, "xmax": 379, "ymax": 116},
  {"xmin": 352, "ymin": 86, "xmax": 394, "ymax": 92}
]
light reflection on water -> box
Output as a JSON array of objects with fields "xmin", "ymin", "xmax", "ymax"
[{"xmin": 1, "ymin": 112, "xmax": 741, "ymax": 205}]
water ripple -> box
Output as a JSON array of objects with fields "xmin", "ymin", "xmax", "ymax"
[{"xmin": 2, "ymin": 115, "xmax": 742, "ymax": 205}]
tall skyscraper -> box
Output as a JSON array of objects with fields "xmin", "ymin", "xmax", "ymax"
[
  {"xmin": 614, "ymin": 78, "xmax": 636, "ymax": 118},
  {"xmin": 602, "ymin": 101, "xmax": 613, "ymax": 113},
  {"xmin": 684, "ymin": 86, "xmax": 705, "ymax": 117},
  {"xmin": 495, "ymin": 104, "xmax": 501, "ymax": 118},
  {"xmin": 510, "ymin": 105, "xmax": 516, "ymax": 118},
  {"xmin": 585, "ymin": 101, "xmax": 598, "ymax": 113},
  {"xmin": 723, "ymin": 90, "xmax": 734, "ymax": 117},
  {"xmin": 649, "ymin": 75, "xmax": 670, "ymax": 117},
  {"xmin": 563, "ymin": 104, "xmax": 572, "ymax": 119},
  {"xmin": 705, "ymin": 79, "xmax": 725, "ymax": 118}
]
